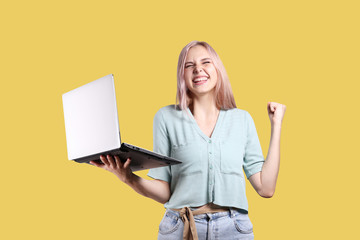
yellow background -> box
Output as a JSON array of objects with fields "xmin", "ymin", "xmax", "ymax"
[{"xmin": 1, "ymin": 0, "xmax": 359, "ymax": 239}]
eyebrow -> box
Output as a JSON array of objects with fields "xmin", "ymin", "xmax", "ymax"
[{"xmin": 185, "ymin": 58, "xmax": 212, "ymax": 64}]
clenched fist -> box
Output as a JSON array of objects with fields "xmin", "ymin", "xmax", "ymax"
[{"xmin": 267, "ymin": 102, "xmax": 286, "ymax": 126}]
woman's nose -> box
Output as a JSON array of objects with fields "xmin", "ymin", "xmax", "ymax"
[{"xmin": 193, "ymin": 66, "xmax": 203, "ymax": 73}]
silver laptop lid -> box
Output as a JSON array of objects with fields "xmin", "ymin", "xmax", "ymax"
[{"xmin": 62, "ymin": 74, "xmax": 121, "ymax": 160}]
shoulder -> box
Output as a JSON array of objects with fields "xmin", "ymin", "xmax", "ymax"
[
  {"xmin": 222, "ymin": 108, "xmax": 257, "ymax": 128},
  {"xmin": 155, "ymin": 104, "xmax": 178, "ymax": 114},
  {"xmin": 224, "ymin": 107, "xmax": 248, "ymax": 115},
  {"xmin": 153, "ymin": 105, "xmax": 184, "ymax": 124},
  {"xmin": 155, "ymin": 104, "xmax": 179, "ymax": 117},
  {"xmin": 223, "ymin": 107, "xmax": 251, "ymax": 119}
]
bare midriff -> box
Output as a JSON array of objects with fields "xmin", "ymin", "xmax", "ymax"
[{"xmin": 192, "ymin": 202, "xmax": 229, "ymax": 212}]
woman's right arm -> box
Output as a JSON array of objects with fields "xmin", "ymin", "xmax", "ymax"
[{"xmin": 90, "ymin": 155, "xmax": 171, "ymax": 204}]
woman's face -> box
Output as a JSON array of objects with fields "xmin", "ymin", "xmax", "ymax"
[{"xmin": 184, "ymin": 45, "xmax": 218, "ymax": 98}]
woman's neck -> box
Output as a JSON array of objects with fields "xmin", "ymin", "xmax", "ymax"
[{"xmin": 190, "ymin": 93, "xmax": 219, "ymax": 120}]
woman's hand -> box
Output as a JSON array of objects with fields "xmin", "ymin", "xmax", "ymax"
[
  {"xmin": 267, "ymin": 102, "xmax": 286, "ymax": 126},
  {"xmin": 90, "ymin": 155, "xmax": 134, "ymax": 184}
]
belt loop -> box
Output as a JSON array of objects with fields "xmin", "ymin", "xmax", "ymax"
[{"xmin": 229, "ymin": 208, "xmax": 236, "ymax": 218}]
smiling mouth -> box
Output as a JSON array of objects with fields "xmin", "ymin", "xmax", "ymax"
[{"xmin": 193, "ymin": 77, "xmax": 209, "ymax": 85}]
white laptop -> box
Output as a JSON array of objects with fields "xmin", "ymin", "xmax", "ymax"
[{"xmin": 62, "ymin": 74, "xmax": 181, "ymax": 171}]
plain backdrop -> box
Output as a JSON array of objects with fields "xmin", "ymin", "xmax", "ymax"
[{"xmin": 1, "ymin": 0, "xmax": 359, "ymax": 239}]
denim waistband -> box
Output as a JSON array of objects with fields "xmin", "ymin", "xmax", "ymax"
[{"xmin": 166, "ymin": 208, "xmax": 247, "ymax": 221}]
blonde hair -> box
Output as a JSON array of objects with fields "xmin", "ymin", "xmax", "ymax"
[{"xmin": 176, "ymin": 41, "xmax": 237, "ymax": 110}]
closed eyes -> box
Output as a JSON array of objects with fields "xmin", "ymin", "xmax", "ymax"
[{"xmin": 185, "ymin": 61, "xmax": 211, "ymax": 68}]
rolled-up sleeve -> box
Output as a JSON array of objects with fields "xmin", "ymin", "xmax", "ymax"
[
  {"xmin": 243, "ymin": 112, "xmax": 264, "ymax": 179},
  {"xmin": 147, "ymin": 109, "xmax": 172, "ymax": 182}
]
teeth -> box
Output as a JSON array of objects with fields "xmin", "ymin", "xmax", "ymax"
[{"xmin": 193, "ymin": 77, "xmax": 208, "ymax": 82}]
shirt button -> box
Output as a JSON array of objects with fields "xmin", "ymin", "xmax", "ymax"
[
  {"xmin": 210, "ymin": 165, "xmax": 213, "ymax": 169},
  {"xmin": 209, "ymin": 152, "xmax": 212, "ymax": 155},
  {"xmin": 209, "ymin": 140, "xmax": 212, "ymax": 143}
]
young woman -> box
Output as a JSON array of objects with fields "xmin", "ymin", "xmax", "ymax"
[{"xmin": 91, "ymin": 41, "xmax": 286, "ymax": 240}]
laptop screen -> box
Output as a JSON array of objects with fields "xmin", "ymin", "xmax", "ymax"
[{"xmin": 62, "ymin": 74, "xmax": 121, "ymax": 160}]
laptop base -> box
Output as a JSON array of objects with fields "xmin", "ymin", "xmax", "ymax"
[{"xmin": 73, "ymin": 143, "xmax": 181, "ymax": 172}]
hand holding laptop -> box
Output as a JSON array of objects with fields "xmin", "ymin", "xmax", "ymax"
[
  {"xmin": 62, "ymin": 74, "xmax": 175, "ymax": 204},
  {"xmin": 90, "ymin": 155, "xmax": 134, "ymax": 183}
]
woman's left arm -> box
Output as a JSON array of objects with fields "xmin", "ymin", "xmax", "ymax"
[{"xmin": 249, "ymin": 102, "xmax": 286, "ymax": 198}]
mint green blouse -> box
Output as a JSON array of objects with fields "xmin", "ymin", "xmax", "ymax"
[{"xmin": 147, "ymin": 105, "xmax": 264, "ymax": 211}]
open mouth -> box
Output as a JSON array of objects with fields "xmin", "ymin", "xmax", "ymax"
[{"xmin": 193, "ymin": 77, "xmax": 208, "ymax": 85}]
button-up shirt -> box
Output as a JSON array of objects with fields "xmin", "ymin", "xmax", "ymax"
[{"xmin": 147, "ymin": 105, "xmax": 264, "ymax": 211}]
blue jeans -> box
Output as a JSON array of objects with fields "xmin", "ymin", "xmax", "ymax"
[{"xmin": 158, "ymin": 208, "xmax": 254, "ymax": 240}]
